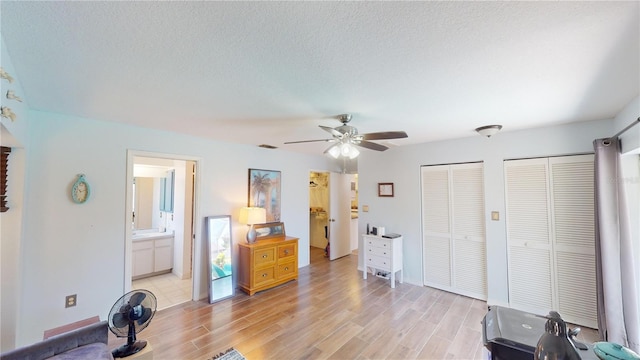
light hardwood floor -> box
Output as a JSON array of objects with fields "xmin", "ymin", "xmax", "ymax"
[{"xmin": 109, "ymin": 247, "xmax": 597, "ymax": 360}]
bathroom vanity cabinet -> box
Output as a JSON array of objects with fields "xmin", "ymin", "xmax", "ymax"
[{"xmin": 132, "ymin": 234, "xmax": 174, "ymax": 279}]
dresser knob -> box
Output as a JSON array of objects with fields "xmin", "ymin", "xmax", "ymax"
[
  {"xmin": 262, "ymin": 254, "xmax": 267, "ymax": 258},
  {"xmin": 284, "ymin": 250, "xmax": 289, "ymax": 255},
  {"xmin": 285, "ymin": 267, "xmax": 289, "ymax": 271},
  {"xmin": 262, "ymin": 273, "xmax": 267, "ymax": 277}
]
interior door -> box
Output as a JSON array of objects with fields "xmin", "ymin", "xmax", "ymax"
[{"xmin": 328, "ymin": 172, "xmax": 351, "ymax": 260}]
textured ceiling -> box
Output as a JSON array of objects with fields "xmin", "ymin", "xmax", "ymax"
[{"xmin": 1, "ymin": 1, "xmax": 638, "ymax": 155}]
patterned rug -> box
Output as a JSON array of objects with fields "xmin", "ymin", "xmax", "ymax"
[{"xmin": 209, "ymin": 348, "xmax": 246, "ymax": 360}]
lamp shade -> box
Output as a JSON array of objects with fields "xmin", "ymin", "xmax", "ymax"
[{"xmin": 239, "ymin": 207, "xmax": 266, "ymax": 225}]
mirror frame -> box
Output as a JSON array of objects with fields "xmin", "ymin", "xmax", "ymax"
[
  {"xmin": 205, "ymin": 215, "xmax": 235, "ymax": 303},
  {"xmin": 254, "ymin": 222, "xmax": 286, "ymax": 240}
]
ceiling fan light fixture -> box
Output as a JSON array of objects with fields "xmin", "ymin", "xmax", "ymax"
[
  {"xmin": 328, "ymin": 145, "xmax": 341, "ymax": 158},
  {"xmin": 340, "ymin": 143, "xmax": 352, "ymax": 157},
  {"xmin": 327, "ymin": 142, "xmax": 360, "ymax": 159},
  {"xmin": 475, "ymin": 125, "xmax": 503, "ymax": 138},
  {"xmin": 343, "ymin": 143, "xmax": 359, "ymax": 159}
]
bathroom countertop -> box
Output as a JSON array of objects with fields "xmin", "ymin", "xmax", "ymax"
[{"xmin": 132, "ymin": 231, "xmax": 174, "ymax": 241}]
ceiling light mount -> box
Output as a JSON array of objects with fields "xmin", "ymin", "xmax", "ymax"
[{"xmin": 475, "ymin": 125, "xmax": 503, "ymax": 138}]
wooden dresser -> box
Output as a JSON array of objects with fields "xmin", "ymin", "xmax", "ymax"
[{"xmin": 237, "ymin": 236, "xmax": 298, "ymax": 295}]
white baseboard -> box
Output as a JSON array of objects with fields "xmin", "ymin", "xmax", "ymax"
[{"xmin": 486, "ymin": 298, "xmax": 510, "ymax": 308}]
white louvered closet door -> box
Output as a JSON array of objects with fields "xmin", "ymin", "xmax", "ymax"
[
  {"xmin": 505, "ymin": 155, "xmax": 597, "ymax": 328},
  {"xmin": 549, "ymin": 154, "xmax": 597, "ymax": 328},
  {"xmin": 422, "ymin": 163, "xmax": 486, "ymax": 300},
  {"xmin": 505, "ymin": 158, "xmax": 554, "ymax": 315},
  {"xmin": 452, "ymin": 164, "xmax": 486, "ymax": 299},
  {"xmin": 422, "ymin": 165, "xmax": 451, "ymax": 288}
]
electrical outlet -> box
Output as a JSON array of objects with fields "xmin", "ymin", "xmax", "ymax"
[{"xmin": 65, "ymin": 294, "xmax": 77, "ymax": 308}]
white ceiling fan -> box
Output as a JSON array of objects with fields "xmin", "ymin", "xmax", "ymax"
[{"xmin": 284, "ymin": 114, "xmax": 408, "ymax": 158}]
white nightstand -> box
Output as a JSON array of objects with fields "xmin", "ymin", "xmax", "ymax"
[{"xmin": 362, "ymin": 234, "xmax": 403, "ymax": 288}]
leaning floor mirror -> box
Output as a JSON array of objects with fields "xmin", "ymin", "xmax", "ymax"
[{"xmin": 205, "ymin": 215, "xmax": 234, "ymax": 303}]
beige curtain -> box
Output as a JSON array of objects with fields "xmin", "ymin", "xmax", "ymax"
[{"xmin": 593, "ymin": 138, "xmax": 639, "ymax": 353}]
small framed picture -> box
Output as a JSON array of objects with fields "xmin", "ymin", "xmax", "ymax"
[{"xmin": 378, "ymin": 182, "xmax": 394, "ymax": 197}]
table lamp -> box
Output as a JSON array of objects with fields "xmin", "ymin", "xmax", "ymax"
[{"xmin": 239, "ymin": 207, "xmax": 266, "ymax": 244}]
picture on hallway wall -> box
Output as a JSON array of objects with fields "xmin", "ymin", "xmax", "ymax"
[{"xmin": 248, "ymin": 168, "xmax": 281, "ymax": 222}]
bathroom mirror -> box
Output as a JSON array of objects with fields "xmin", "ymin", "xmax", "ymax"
[{"xmin": 205, "ymin": 215, "xmax": 234, "ymax": 303}]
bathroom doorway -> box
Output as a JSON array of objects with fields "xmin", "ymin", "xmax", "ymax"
[{"xmin": 126, "ymin": 153, "xmax": 197, "ymax": 310}]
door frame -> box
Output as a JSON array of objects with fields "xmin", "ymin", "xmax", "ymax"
[{"xmin": 124, "ymin": 150, "xmax": 202, "ymax": 300}]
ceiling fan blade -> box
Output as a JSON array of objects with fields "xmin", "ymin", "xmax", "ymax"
[
  {"xmin": 284, "ymin": 139, "xmax": 334, "ymax": 144},
  {"xmin": 361, "ymin": 131, "xmax": 408, "ymax": 141},
  {"xmin": 319, "ymin": 125, "xmax": 344, "ymax": 137},
  {"xmin": 356, "ymin": 140, "xmax": 389, "ymax": 151}
]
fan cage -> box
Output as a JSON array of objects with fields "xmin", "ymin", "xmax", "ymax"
[{"xmin": 108, "ymin": 289, "xmax": 157, "ymax": 338}]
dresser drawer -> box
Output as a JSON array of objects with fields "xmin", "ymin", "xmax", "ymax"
[
  {"xmin": 277, "ymin": 260, "xmax": 296, "ymax": 278},
  {"xmin": 253, "ymin": 267, "xmax": 275, "ymax": 286},
  {"xmin": 366, "ymin": 238, "xmax": 390, "ymax": 249},
  {"xmin": 278, "ymin": 243, "xmax": 296, "ymax": 259},
  {"xmin": 254, "ymin": 248, "xmax": 276, "ymax": 267},
  {"xmin": 368, "ymin": 246, "xmax": 390, "ymax": 257},
  {"xmin": 367, "ymin": 254, "xmax": 391, "ymax": 270}
]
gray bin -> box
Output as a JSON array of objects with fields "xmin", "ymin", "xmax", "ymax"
[{"xmin": 482, "ymin": 305, "xmax": 599, "ymax": 360}]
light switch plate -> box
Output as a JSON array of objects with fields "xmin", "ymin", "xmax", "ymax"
[
  {"xmin": 362, "ymin": 205, "xmax": 369, "ymax": 212},
  {"xmin": 491, "ymin": 211, "xmax": 499, "ymax": 221}
]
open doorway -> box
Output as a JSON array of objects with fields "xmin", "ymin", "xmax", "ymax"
[
  {"xmin": 127, "ymin": 154, "xmax": 197, "ymax": 310},
  {"xmin": 308, "ymin": 171, "xmax": 358, "ymax": 264},
  {"xmin": 309, "ymin": 171, "xmax": 329, "ymax": 263}
]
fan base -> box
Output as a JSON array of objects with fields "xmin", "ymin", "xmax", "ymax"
[{"xmin": 112, "ymin": 340, "xmax": 147, "ymax": 358}]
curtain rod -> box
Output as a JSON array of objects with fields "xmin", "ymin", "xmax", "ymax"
[{"xmin": 610, "ymin": 117, "xmax": 640, "ymax": 139}]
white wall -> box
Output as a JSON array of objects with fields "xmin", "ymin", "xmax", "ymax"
[
  {"xmin": 615, "ymin": 95, "xmax": 639, "ymax": 154},
  {"xmin": 1, "ymin": 33, "xmax": 32, "ymax": 352},
  {"xmin": 169, "ymin": 161, "xmax": 186, "ymax": 278},
  {"xmin": 357, "ymin": 118, "xmax": 614, "ymax": 306},
  {"xmin": 11, "ymin": 109, "xmax": 333, "ymax": 347}
]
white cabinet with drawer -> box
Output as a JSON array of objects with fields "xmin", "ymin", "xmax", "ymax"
[
  {"xmin": 132, "ymin": 235, "xmax": 174, "ymax": 279},
  {"xmin": 362, "ymin": 234, "xmax": 403, "ymax": 288}
]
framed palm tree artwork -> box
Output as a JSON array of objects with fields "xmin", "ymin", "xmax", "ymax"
[{"xmin": 248, "ymin": 168, "xmax": 281, "ymax": 222}]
